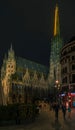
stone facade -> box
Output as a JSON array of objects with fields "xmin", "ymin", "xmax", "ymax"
[
  {"xmin": 60, "ymin": 39, "xmax": 75, "ymax": 92},
  {"xmin": 48, "ymin": 5, "xmax": 63, "ymax": 87},
  {"xmin": 1, "ymin": 45, "xmax": 49, "ymax": 105}
]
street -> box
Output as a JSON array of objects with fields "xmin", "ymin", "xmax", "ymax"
[{"xmin": 0, "ymin": 103, "xmax": 75, "ymax": 130}]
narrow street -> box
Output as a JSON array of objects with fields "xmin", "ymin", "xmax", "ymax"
[{"xmin": 0, "ymin": 103, "xmax": 75, "ymax": 130}]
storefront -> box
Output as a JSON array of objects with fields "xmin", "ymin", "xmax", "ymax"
[{"xmin": 60, "ymin": 92, "xmax": 75, "ymax": 108}]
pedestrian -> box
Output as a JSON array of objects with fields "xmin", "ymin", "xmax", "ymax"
[
  {"xmin": 68, "ymin": 105, "xmax": 71, "ymax": 119},
  {"xmin": 54, "ymin": 101, "xmax": 59, "ymax": 121},
  {"xmin": 61, "ymin": 102, "xmax": 66, "ymax": 120}
]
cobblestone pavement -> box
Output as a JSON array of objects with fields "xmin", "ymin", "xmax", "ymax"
[{"xmin": 0, "ymin": 103, "xmax": 75, "ymax": 130}]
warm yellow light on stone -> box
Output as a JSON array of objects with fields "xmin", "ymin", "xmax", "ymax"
[{"xmin": 54, "ymin": 4, "xmax": 60, "ymax": 36}]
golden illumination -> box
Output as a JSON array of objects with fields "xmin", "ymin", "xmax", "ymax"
[
  {"xmin": 56, "ymin": 80, "xmax": 59, "ymax": 84},
  {"xmin": 54, "ymin": 4, "xmax": 60, "ymax": 36}
]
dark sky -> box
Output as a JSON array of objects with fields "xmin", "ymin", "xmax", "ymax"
[{"xmin": 0, "ymin": 0, "xmax": 75, "ymax": 67}]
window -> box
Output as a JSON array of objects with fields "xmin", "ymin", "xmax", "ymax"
[
  {"xmin": 11, "ymin": 65, "xmax": 13, "ymax": 68},
  {"xmin": 72, "ymin": 74, "xmax": 75, "ymax": 83},
  {"xmin": 62, "ymin": 67, "xmax": 67, "ymax": 74},
  {"xmin": 72, "ymin": 64, "xmax": 75, "ymax": 70},
  {"xmin": 71, "ymin": 46, "xmax": 75, "ymax": 51},
  {"xmin": 8, "ymin": 70, "xmax": 10, "ymax": 73},
  {"xmin": 62, "ymin": 77, "xmax": 67, "ymax": 83},
  {"xmin": 11, "ymin": 70, "xmax": 13, "ymax": 73},
  {"xmin": 8, "ymin": 65, "xmax": 10, "ymax": 68},
  {"xmin": 72, "ymin": 56, "xmax": 75, "ymax": 61}
]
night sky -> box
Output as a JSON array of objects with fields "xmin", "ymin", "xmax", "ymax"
[{"xmin": 0, "ymin": 0, "xmax": 75, "ymax": 67}]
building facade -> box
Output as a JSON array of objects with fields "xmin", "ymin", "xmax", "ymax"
[
  {"xmin": 60, "ymin": 39, "xmax": 75, "ymax": 93},
  {"xmin": 1, "ymin": 45, "xmax": 49, "ymax": 105}
]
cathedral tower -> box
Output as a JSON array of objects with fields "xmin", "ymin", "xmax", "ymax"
[
  {"xmin": 1, "ymin": 44, "xmax": 16, "ymax": 105},
  {"xmin": 48, "ymin": 4, "xmax": 63, "ymax": 87}
]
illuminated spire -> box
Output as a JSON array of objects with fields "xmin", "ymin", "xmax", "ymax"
[{"xmin": 54, "ymin": 4, "xmax": 60, "ymax": 36}]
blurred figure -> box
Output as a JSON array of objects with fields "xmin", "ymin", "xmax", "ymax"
[
  {"xmin": 68, "ymin": 105, "xmax": 71, "ymax": 119},
  {"xmin": 61, "ymin": 102, "xmax": 66, "ymax": 120},
  {"xmin": 54, "ymin": 101, "xmax": 60, "ymax": 121}
]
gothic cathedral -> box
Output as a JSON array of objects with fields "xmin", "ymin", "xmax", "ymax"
[{"xmin": 0, "ymin": 4, "xmax": 63, "ymax": 105}]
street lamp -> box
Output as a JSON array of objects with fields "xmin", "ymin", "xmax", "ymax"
[
  {"xmin": 56, "ymin": 80, "xmax": 59, "ymax": 86},
  {"xmin": 55, "ymin": 80, "xmax": 61, "ymax": 90},
  {"xmin": 54, "ymin": 80, "xmax": 59, "ymax": 99},
  {"xmin": 55, "ymin": 80, "xmax": 62, "ymax": 103}
]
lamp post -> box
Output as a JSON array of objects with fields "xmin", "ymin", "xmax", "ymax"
[{"xmin": 55, "ymin": 80, "xmax": 62, "ymax": 103}]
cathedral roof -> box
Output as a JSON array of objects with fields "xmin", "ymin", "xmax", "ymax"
[{"xmin": 16, "ymin": 57, "xmax": 49, "ymax": 75}]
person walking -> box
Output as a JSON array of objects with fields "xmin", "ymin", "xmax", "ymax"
[
  {"xmin": 68, "ymin": 105, "xmax": 71, "ymax": 119},
  {"xmin": 54, "ymin": 101, "xmax": 59, "ymax": 121},
  {"xmin": 61, "ymin": 102, "xmax": 66, "ymax": 120}
]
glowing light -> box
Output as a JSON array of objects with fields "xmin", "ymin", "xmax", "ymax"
[
  {"xmin": 54, "ymin": 4, "xmax": 60, "ymax": 36},
  {"xmin": 56, "ymin": 80, "xmax": 59, "ymax": 84}
]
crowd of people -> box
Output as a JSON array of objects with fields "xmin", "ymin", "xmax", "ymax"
[{"xmin": 50, "ymin": 100, "xmax": 72, "ymax": 122}]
